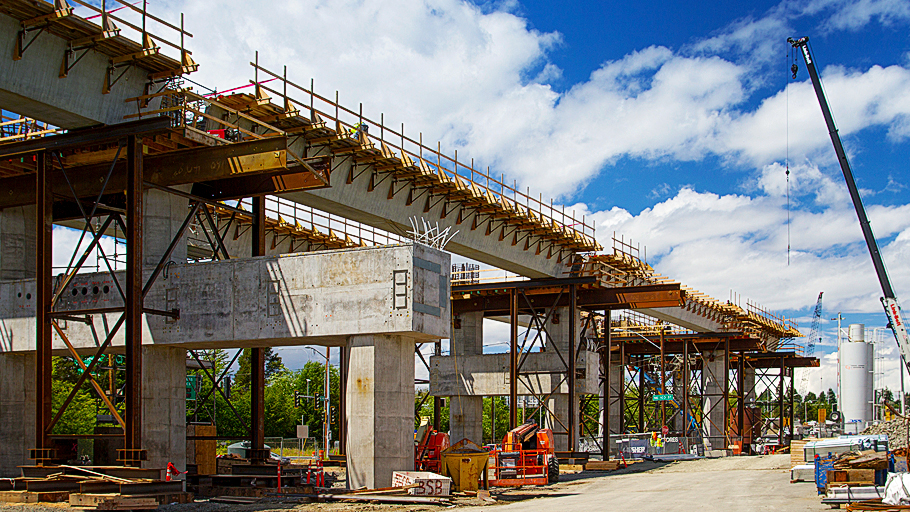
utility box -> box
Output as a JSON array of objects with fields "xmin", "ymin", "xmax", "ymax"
[{"xmin": 392, "ymin": 471, "xmax": 452, "ymax": 496}]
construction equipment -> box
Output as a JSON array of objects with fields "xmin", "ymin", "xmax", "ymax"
[
  {"xmin": 415, "ymin": 419, "xmax": 449, "ymax": 473},
  {"xmin": 491, "ymin": 421, "xmax": 558, "ymax": 486},
  {"xmin": 789, "ymin": 36, "xmax": 910, "ymax": 373},
  {"xmin": 798, "ymin": 292, "xmax": 824, "ymax": 397}
]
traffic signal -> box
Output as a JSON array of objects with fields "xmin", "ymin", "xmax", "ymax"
[{"xmin": 294, "ymin": 391, "xmax": 301, "ymax": 408}]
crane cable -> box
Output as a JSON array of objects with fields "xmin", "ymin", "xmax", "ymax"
[{"xmin": 786, "ymin": 44, "xmax": 792, "ymax": 265}]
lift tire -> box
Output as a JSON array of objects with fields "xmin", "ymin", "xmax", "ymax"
[{"xmin": 548, "ymin": 456, "xmax": 559, "ymax": 483}]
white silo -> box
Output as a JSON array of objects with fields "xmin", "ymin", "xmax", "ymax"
[{"xmin": 839, "ymin": 324, "xmax": 873, "ymax": 433}]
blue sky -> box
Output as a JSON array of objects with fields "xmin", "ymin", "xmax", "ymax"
[{"xmin": 63, "ymin": 0, "xmax": 910, "ymax": 395}]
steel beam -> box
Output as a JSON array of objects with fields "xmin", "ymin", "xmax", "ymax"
[
  {"xmin": 0, "ymin": 118, "xmax": 170, "ymax": 158},
  {"xmin": 602, "ymin": 312, "xmax": 610, "ymax": 459},
  {"xmin": 339, "ymin": 346, "xmax": 347, "ymax": 456},
  {"xmin": 34, "ymin": 151, "xmax": 52, "ymax": 463},
  {"xmin": 723, "ymin": 338, "xmax": 730, "ymax": 449},
  {"xmin": 737, "ymin": 352, "xmax": 745, "ymax": 453},
  {"xmin": 453, "ymin": 284, "xmax": 683, "ymax": 315},
  {"xmin": 614, "ymin": 338, "xmax": 760, "ymax": 356},
  {"xmin": 0, "ymin": 137, "xmax": 290, "ymax": 209},
  {"xmin": 683, "ymin": 339, "xmax": 690, "ymax": 437},
  {"xmin": 250, "ymin": 195, "xmax": 266, "ymax": 463},
  {"xmin": 433, "ymin": 341, "xmax": 441, "ymax": 431},
  {"xmin": 619, "ymin": 337, "xmax": 625, "ymax": 434},
  {"xmin": 778, "ymin": 356, "xmax": 785, "ymax": 448},
  {"xmin": 568, "ymin": 284, "xmax": 576, "ymax": 451},
  {"xmin": 509, "ymin": 289, "xmax": 518, "ymax": 430},
  {"xmin": 123, "ymin": 135, "xmax": 143, "ymax": 467}
]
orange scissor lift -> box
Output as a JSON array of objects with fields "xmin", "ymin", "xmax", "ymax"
[{"xmin": 490, "ymin": 422, "xmax": 559, "ymax": 486}]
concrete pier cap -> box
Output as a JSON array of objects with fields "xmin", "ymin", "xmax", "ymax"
[
  {"xmin": 0, "ymin": 243, "xmax": 451, "ymax": 486},
  {"xmin": 0, "ymin": 243, "xmax": 451, "ymax": 352}
]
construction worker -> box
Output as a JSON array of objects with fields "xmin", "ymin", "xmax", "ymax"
[{"xmin": 350, "ymin": 122, "xmax": 369, "ymax": 142}]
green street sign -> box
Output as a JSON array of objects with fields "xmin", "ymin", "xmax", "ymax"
[{"xmin": 652, "ymin": 394, "xmax": 674, "ymax": 402}]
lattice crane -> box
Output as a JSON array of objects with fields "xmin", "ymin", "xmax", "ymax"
[{"xmin": 798, "ymin": 292, "xmax": 823, "ymax": 397}]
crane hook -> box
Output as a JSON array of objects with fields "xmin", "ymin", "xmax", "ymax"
[{"xmin": 791, "ymin": 63, "xmax": 799, "ymax": 79}]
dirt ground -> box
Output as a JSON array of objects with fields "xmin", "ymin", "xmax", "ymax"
[{"xmin": 0, "ymin": 455, "xmax": 827, "ymax": 512}]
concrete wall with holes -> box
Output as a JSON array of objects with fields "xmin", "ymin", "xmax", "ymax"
[{"xmin": 0, "ymin": 243, "xmax": 450, "ymax": 353}]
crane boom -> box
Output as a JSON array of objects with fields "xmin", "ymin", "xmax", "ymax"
[{"xmin": 788, "ymin": 36, "xmax": 910, "ymax": 370}]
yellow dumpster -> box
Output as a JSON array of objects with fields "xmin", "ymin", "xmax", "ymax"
[{"xmin": 440, "ymin": 439, "xmax": 490, "ymax": 492}]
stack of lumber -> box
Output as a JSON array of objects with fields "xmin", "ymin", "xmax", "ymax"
[
  {"xmin": 0, "ymin": 465, "xmax": 193, "ymax": 509},
  {"xmin": 584, "ymin": 460, "xmax": 624, "ymax": 471},
  {"xmin": 790, "ymin": 440, "xmax": 809, "ymax": 468},
  {"xmin": 833, "ymin": 451, "xmax": 889, "ymax": 471},
  {"xmin": 825, "ymin": 469, "xmax": 877, "ymax": 488}
]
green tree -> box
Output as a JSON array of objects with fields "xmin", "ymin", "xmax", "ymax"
[
  {"xmin": 234, "ymin": 348, "xmax": 284, "ymax": 390},
  {"xmin": 481, "ymin": 396, "xmax": 509, "ymax": 444},
  {"xmin": 50, "ymin": 357, "xmax": 97, "ymax": 435},
  {"xmin": 287, "ymin": 362, "xmax": 340, "ymax": 444},
  {"xmin": 415, "ymin": 390, "xmax": 449, "ymax": 434},
  {"xmin": 826, "ymin": 388, "xmax": 837, "ymax": 411}
]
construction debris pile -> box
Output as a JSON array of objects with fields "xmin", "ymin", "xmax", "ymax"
[
  {"xmin": 0, "ymin": 465, "xmax": 191, "ymax": 510},
  {"xmin": 862, "ymin": 420, "xmax": 910, "ymax": 450}
]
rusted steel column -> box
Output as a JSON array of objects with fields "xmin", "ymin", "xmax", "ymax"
[
  {"xmin": 619, "ymin": 337, "xmax": 625, "ymax": 434},
  {"xmin": 779, "ymin": 356, "xmax": 785, "ymax": 447},
  {"xmin": 509, "ymin": 288, "xmax": 518, "ymax": 430},
  {"xmin": 251, "ymin": 196, "xmax": 266, "ymax": 462},
  {"xmin": 723, "ymin": 339, "xmax": 730, "ymax": 449},
  {"xmin": 568, "ymin": 284, "xmax": 577, "ymax": 450},
  {"xmin": 433, "ymin": 341, "xmax": 441, "ymax": 430},
  {"xmin": 35, "ymin": 151, "xmax": 53, "ymax": 462},
  {"xmin": 788, "ymin": 366, "xmax": 794, "ymax": 447},
  {"xmin": 683, "ymin": 340, "xmax": 689, "ymax": 437},
  {"xmin": 737, "ymin": 352, "xmax": 745, "ymax": 453},
  {"xmin": 339, "ymin": 345, "xmax": 347, "ymax": 455},
  {"xmin": 602, "ymin": 312, "xmax": 611, "ymax": 459},
  {"xmin": 660, "ymin": 327, "xmax": 666, "ymax": 430},
  {"xmin": 124, "ymin": 136, "xmax": 144, "ymax": 466},
  {"xmin": 637, "ymin": 357, "xmax": 644, "ymax": 432}
]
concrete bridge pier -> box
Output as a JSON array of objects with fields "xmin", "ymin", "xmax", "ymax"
[
  {"xmin": 547, "ymin": 307, "xmax": 581, "ymax": 452},
  {"xmin": 141, "ymin": 346, "xmax": 186, "ymax": 471},
  {"xmin": 0, "ymin": 206, "xmax": 37, "ymax": 476},
  {"xmin": 0, "ymin": 353, "xmax": 36, "ymax": 476},
  {"xmin": 345, "ymin": 334, "xmax": 415, "ymax": 489},
  {"xmin": 603, "ymin": 353, "xmax": 624, "ymax": 454},
  {"xmin": 449, "ymin": 311, "xmax": 484, "ymax": 446},
  {"xmin": 701, "ymin": 350, "xmax": 727, "ymax": 450}
]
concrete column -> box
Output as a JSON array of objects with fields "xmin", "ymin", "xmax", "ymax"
[
  {"xmin": 0, "ymin": 352, "xmax": 36, "ymax": 476},
  {"xmin": 0, "ymin": 206, "xmax": 36, "ymax": 280},
  {"xmin": 142, "ymin": 346, "xmax": 186, "ymax": 471},
  {"xmin": 701, "ymin": 350, "xmax": 725, "ymax": 450},
  {"xmin": 547, "ymin": 307, "xmax": 581, "ymax": 451},
  {"xmin": 143, "ymin": 187, "xmax": 189, "ymax": 266},
  {"xmin": 346, "ymin": 334, "xmax": 414, "ymax": 489},
  {"xmin": 449, "ymin": 312, "xmax": 483, "ymax": 445},
  {"xmin": 608, "ymin": 356, "xmax": 623, "ymax": 439},
  {"xmin": 743, "ymin": 367, "xmax": 756, "ymax": 406}
]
